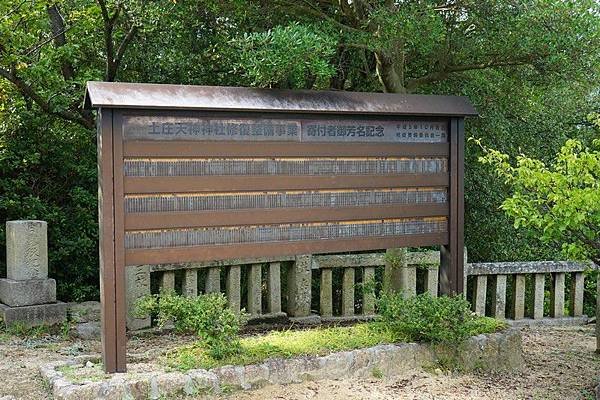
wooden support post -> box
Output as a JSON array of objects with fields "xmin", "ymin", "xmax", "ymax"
[
  {"xmin": 159, "ymin": 271, "xmax": 175, "ymax": 293},
  {"xmin": 182, "ymin": 269, "xmax": 198, "ymax": 297},
  {"xmin": 491, "ymin": 274, "xmax": 507, "ymax": 319},
  {"xmin": 362, "ymin": 267, "xmax": 376, "ymax": 315},
  {"xmin": 267, "ymin": 262, "xmax": 281, "ymax": 314},
  {"xmin": 205, "ymin": 267, "xmax": 220, "ymax": 294},
  {"xmin": 98, "ymin": 109, "xmax": 127, "ymax": 373},
  {"xmin": 341, "ymin": 268, "xmax": 355, "ymax": 316},
  {"xmin": 532, "ymin": 274, "xmax": 545, "ymax": 319},
  {"xmin": 473, "ymin": 275, "xmax": 487, "ymax": 316},
  {"xmin": 425, "ymin": 267, "xmax": 439, "ymax": 297},
  {"xmin": 247, "ymin": 264, "xmax": 262, "ymax": 316},
  {"xmin": 512, "ymin": 274, "xmax": 526, "ymax": 320},
  {"xmin": 320, "ymin": 268, "xmax": 333, "ymax": 317},
  {"xmin": 551, "ymin": 272, "xmax": 565, "ymax": 318},
  {"xmin": 226, "ymin": 265, "xmax": 241, "ymax": 314},
  {"xmin": 440, "ymin": 117, "xmax": 464, "ymax": 295},
  {"xmin": 596, "ymin": 270, "xmax": 599, "ymax": 354},
  {"xmin": 569, "ymin": 272, "xmax": 584, "ymax": 317}
]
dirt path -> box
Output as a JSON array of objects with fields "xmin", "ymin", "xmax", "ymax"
[{"xmin": 0, "ymin": 325, "xmax": 598, "ymax": 400}]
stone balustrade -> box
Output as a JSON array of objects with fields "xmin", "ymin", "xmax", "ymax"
[
  {"xmin": 126, "ymin": 252, "xmax": 598, "ymax": 331},
  {"xmin": 127, "ymin": 256, "xmax": 297, "ymax": 330},
  {"xmin": 126, "ymin": 250, "xmax": 442, "ymax": 330},
  {"xmin": 311, "ymin": 249, "xmax": 440, "ymax": 321},
  {"xmin": 465, "ymin": 261, "xmax": 597, "ymax": 324}
]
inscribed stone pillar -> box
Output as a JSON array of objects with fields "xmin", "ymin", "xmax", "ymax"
[
  {"xmin": 384, "ymin": 248, "xmax": 406, "ymax": 293},
  {"xmin": 532, "ymin": 274, "xmax": 545, "ymax": 320},
  {"xmin": 159, "ymin": 271, "xmax": 175, "ymax": 293},
  {"xmin": 247, "ymin": 264, "xmax": 262, "ymax": 316},
  {"xmin": 512, "ymin": 274, "xmax": 526, "ymax": 320},
  {"xmin": 362, "ymin": 267, "xmax": 376, "ymax": 315},
  {"xmin": 400, "ymin": 263, "xmax": 417, "ymax": 298},
  {"xmin": 320, "ymin": 268, "xmax": 333, "ymax": 317},
  {"xmin": 6, "ymin": 220, "xmax": 48, "ymax": 280},
  {"xmin": 183, "ymin": 269, "xmax": 198, "ymax": 297},
  {"xmin": 550, "ymin": 272, "xmax": 565, "ymax": 318},
  {"xmin": 267, "ymin": 262, "xmax": 281, "ymax": 314},
  {"xmin": 125, "ymin": 265, "xmax": 151, "ymax": 330},
  {"xmin": 226, "ymin": 265, "xmax": 241, "ymax": 314},
  {"xmin": 491, "ymin": 274, "xmax": 507, "ymax": 319},
  {"xmin": 341, "ymin": 267, "xmax": 355, "ymax": 316},
  {"xmin": 287, "ymin": 255, "xmax": 312, "ymax": 317},
  {"xmin": 205, "ymin": 267, "xmax": 220, "ymax": 294},
  {"xmin": 473, "ymin": 275, "xmax": 487, "ymax": 316},
  {"xmin": 0, "ymin": 220, "xmax": 66, "ymax": 327},
  {"xmin": 569, "ymin": 272, "xmax": 584, "ymax": 317}
]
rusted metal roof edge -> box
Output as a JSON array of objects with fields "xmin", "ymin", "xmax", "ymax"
[{"xmin": 84, "ymin": 81, "xmax": 478, "ymax": 116}]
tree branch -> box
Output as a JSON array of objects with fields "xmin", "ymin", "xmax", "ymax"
[
  {"xmin": 406, "ymin": 58, "xmax": 533, "ymax": 92},
  {"xmin": 46, "ymin": 4, "xmax": 75, "ymax": 81},
  {"xmin": 341, "ymin": 42, "xmax": 372, "ymax": 51},
  {"xmin": 3, "ymin": 0, "xmax": 27, "ymax": 18},
  {"xmin": 97, "ymin": 0, "xmax": 116, "ymax": 81},
  {"xmin": 112, "ymin": 24, "xmax": 137, "ymax": 77},
  {"xmin": 97, "ymin": 0, "xmax": 137, "ymax": 81},
  {"xmin": 22, "ymin": 26, "xmax": 73, "ymax": 57},
  {"xmin": 272, "ymin": 0, "xmax": 362, "ymax": 34},
  {"xmin": 0, "ymin": 66, "xmax": 93, "ymax": 129}
]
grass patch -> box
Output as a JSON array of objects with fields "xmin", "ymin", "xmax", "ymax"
[
  {"xmin": 167, "ymin": 318, "xmax": 505, "ymax": 371},
  {"xmin": 57, "ymin": 364, "xmax": 111, "ymax": 383}
]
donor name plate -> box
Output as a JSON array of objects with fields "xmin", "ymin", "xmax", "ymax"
[{"xmin": 123, "ymin": 116, "xmax": 448, "ymax": 143}]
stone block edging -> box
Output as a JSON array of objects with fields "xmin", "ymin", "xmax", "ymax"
[
  {"xmin": 40, "ymin": 329, "xmax": 523, "ymax": 400},
  {"xmin": 506, "ymin": 316, "xmax": 589, "ymax": 327}
]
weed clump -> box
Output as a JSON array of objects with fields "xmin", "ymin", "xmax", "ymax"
[
  {"xmin": 377, "ymin": 292, "xmax": 503, "ymax": 344},
  {"xmin": 136, "ymin": 291, "xmax": 247, "ymax": 360}
]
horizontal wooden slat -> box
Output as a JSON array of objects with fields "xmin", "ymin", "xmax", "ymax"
[
  {"xmin": 124, "ymin": 174, "xmax": 449, "ymax": 194},
  {"xmin": 124, "ymin": 141, "xmax": 449, "ymax": 158},
  {"xmin": 125, "ymin": 233, "xmax": 448, "ymax": 265},
  {"xmin": 125, "ymin": 203, "xmax": 448, "ymax": 230}
]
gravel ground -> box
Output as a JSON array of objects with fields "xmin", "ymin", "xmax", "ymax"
[{"xmin": 0, "ymin": 325, "xmax": 597, "ymax": 400}]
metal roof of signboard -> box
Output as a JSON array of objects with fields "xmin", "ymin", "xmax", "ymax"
[{"xmin": 85, "ymin": 81, "xmax": 477, "ymax": 116}]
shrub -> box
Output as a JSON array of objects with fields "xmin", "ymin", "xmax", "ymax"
[
  {"xmin": 477, "ymin": 137, "xmax": 600, "ymax": 266},
  {"xmin": 136, "ymin": 292, "xmax": 247, "ymax": 359},
  {"xmin": 377, "ymin": 292, "xmax": 503, "ymax": 344}
]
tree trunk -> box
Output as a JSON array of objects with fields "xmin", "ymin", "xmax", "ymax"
[{"xmin": 375, "ymin": 51, "xmax": 406, "ymax": 93}]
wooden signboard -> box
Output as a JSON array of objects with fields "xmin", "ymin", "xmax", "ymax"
[{"xmin": 85, "ymin": 82, "xmax": 476, "ymax": 373}]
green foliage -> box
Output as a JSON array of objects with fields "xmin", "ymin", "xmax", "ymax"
[
  {"xmin": 477, "ymin": 136, "xmax": 600, "ymax": 266},
  {"xmin": 377, "ymin": 292, "xmax": 504, "ymax": 344},
  {"xmin": 233, "ymin": 22, "xmax": 337, "ymax": 89},
  {"xmin": 1, "ymin": 0, "xmax": 599, "ymax": 301},
  {"xmin": 3, "ymin": 321, "xmax": 50, "ymax": 338},
  {"xmin": 136, "ymin": 291, "xmax": 247, "ymax": 360},
  {"xmin": 0, "ymin": 110, "xmax": 98, "ymax": 300},
  {"xmin": 168, "ymin": 310, "xmax": 503, "ymax": 371},
  {"xmin": 371, "ymin": 367, "xmax": 384, "ymax": 379},
  {"xmin": 169, "ymin": 322, "xmax": 399, "ymax": 371}
]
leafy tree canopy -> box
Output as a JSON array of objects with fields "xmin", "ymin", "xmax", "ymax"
[{"xmin": 477, "ymin": 116, "xmax": 600, "ymax": 265}]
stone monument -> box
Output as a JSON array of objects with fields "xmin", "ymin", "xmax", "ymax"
[{"xmin": 0, "ymin": 220, "xmax": 66, "ymax": 327}]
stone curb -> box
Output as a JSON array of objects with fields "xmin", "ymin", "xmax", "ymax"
[{"xmin": 39, "ymin": 329, "xmax": 523, "ymax": 400}]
